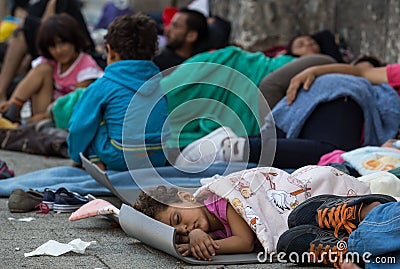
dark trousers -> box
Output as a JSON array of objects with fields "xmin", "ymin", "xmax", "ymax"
[{"xmin": 249, "ymin": 97, "xmax": 364, "ymax": 168}]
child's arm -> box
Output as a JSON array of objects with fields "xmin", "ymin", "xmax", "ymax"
[
  {"xmin": 183, "ymin": 204, "xmax": 255, "ymax": 260},
  {"xmin": 76, "ymin": 79, "xmax": 96, "ymax": 89},
  {"xmin": 213, "ymin": 204, "xmax": 255, "ymax": 254},
  {"xmin": 286, "ymin": 64, "xmax": 388, "ymax": 104}
]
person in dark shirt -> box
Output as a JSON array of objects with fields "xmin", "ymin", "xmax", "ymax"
[{"xmin": 154, "ymin": 8, "xmax": 208, "ymax": 71}]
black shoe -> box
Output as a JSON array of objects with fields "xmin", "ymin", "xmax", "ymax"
[
  {"xmin": 277, "ymin": 224, "xmax": 348, "ymax": 268},
  {"xmin": 53, "ymin": 188, "xmax": 89, "ymax": 213},
  {"xmin": 42, "ymin": 188, "xmax": 56, "ymax": 210},
  {"xmin": 288, "ymin": 194, "xmax": 396, "ymax": 237}
]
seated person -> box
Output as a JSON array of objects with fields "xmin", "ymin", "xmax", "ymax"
[
  {"xmin": 0, "ymin": 0, "xmax": 98, "ymax": 102},
  {"xmin": 68, "ymin": 14, "xmax": 169, "ymax": 171},
  {"xmin": 0, "ymin": 13, "xmax": 103, "ymax": 123},
  {"xmin": 154, "ymin": 8, "xmax": 209, "ymax": 71}
]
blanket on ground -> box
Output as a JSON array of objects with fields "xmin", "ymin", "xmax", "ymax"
[
  {"xmin": 269, "ymin": 74, "xmax": 400, "ymax": 146},
  {"xmin": 194, "ymin": 165, "xmax": 371, "ymax": 253},
  {"xmin": 0, "ymin": 163, "xmax": 247, "ymax": 197}
]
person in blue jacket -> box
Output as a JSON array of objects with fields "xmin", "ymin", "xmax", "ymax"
[{"xmin": 68, "ymin": 14, "xmax": 169, "ymax": 171}]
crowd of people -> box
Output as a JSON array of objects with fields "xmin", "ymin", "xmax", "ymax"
[{"xmin": 0, "ymin": 0, "xmax": 399, "ymax": 268}]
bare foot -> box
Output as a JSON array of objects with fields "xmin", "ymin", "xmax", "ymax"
[
  {"xmin": 341, "ymin": 260, "xmax": 361, "ymax": 269},
  {"xmin": 360, "ymin": 201, "xmax": 381, "ymax": 220}
]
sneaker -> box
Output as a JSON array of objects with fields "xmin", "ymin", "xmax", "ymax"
[
  {"xmin": 174, "ymin": 126, "xmax": 238, "ymax": 166},
  {"xmin": 53, "ymin": 188, "xmax": 89, "ymax": 213},
  {"xmin": 277, "ymin": 224, "xmax": 348, "ymax": 268},
  {"xmin": 288, "ymin": 194, "xmax": 397, "ymax": 237},
  {"xmin": 8, "ymin": 189, "xmax": 43, "ymax": 213},
  {"xmin": 42, "ymin": 188, "xmax": 56, "ymax": 210}
]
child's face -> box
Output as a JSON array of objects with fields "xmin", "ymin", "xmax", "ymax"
[
  {"xmin": 155, "ymin": 200, "xmax": 211, "ymax": 243},
  {"xmin": 48, "ymin": 37, "xmax": 78, "ymax": 65}
]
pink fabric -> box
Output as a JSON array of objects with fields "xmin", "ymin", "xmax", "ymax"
[
  {"xmin": 33, "ymin": 52, "xmax": 103, "ymax": 100},
  {"xmin": 51, "ymin": 52, "xmax": 103, "ymax": 100},
  {"xmin": 69, "ymin": 199, "xmax": 113, "ymax": 221},
  {"xmin": 386, "ymin": 64, "xmax": 400, "ymax": 95},
  {"xmin": 318, "ymin": 149, "xmax": 346, "ymax": 166},
  {"xmin": 204, "ymin": 194, "xmax": 232, "ymax": 239}
]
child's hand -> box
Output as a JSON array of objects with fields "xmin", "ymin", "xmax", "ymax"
[
  {"xmin": 95, "ymin": 161, "xmax": 106, "ymax": 171},
  {"xmin": 382, "ymin": 139, "xmax": 400, "ymax": 149},
  {"xmin": 188, "ymin": 229, "xmax": 220, "ymax": 261},
  {"xmin": 176, "ymin": 243, "xmax": 190, "ymax": 256}
]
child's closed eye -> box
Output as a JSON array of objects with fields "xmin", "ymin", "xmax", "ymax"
[{"xmin": 174, "ymin": 213, "xmax": 180, "ymax": 225}]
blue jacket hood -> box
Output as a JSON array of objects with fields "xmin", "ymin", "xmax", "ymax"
[{"xmin": 103, "ymin": 60, "xmax": 161, "ymax": 96}]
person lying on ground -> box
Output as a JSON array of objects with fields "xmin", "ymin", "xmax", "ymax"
[
  {"xmin": 286, "ymin": 57, "xmax": 399, "ymax": 105},
  {"xmin": 133, "ymin": 165, "xmax": 370, "ymax": 260},
  {"xmin": 277, "ymin": 194, "xmax": 398, "ymax": 268}
]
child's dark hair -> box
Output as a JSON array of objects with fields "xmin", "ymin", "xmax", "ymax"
[
  {"xmin": 104, "ymin": 13, "xmax": 158, "ymax": 60},
  {"xmin": 36, "ymin": 13, "xmax": 90, "ymax": 60},
  {"xmin": 133, "ymin": 186, "xmax": 181, "ymax": 218},
  {"xmin": 351, "ymin": 54, "xmax": 386, "ymax": 67}
]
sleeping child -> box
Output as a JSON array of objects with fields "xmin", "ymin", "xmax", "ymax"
[{"xmin": 132, "ymin": 165, "xmax": 375, "ymax": 261}]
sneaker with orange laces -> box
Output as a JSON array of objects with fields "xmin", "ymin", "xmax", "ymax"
[
  {"xmin": 277, "ymin": 224, "xmax": 349, "ymax": 269},
  {"xmin": 288, "ymin": 194, "xmax": 396, "ymax": 237}
]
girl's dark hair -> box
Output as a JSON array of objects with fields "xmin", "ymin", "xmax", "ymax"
[
  {"xmin": 36, "ymin": 13, "xmax": 90, "ymax": 60},
  {"xmin": 133, "ymin": 186, "xmax": 181, "ymax": 218},
  {"xmin": 104, "ymin": 13, "xmax": 158, "ymax": 60}
]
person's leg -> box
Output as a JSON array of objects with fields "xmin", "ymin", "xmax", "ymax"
[
  {"xmin": 29, "ymin": 63, "xmax": 54, "ymax": 115},
  {"xmin": 3, "ymin": 62, "xmax": 53, "ymax": 122},
  {"xmin": 299, "ymin": 97, "xmax": 364, "ymax": 151},
  {"xmin": 259, "ymin": 97, "xmax": 364, "ymax": 168},
  {"xmin": 0, "ymin": 29, "xmax": 28, "ymax": 101},
  {"xmin": 259, "ymin": 54, "xmax": 336, "ymax": 111},
  {"xmin": 277, "ymin": 197, "xmax": 398, "ymax": 268},
  {"xmin": 348, "ymin": 202, "xmax": 400, "ymax": 262}
]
